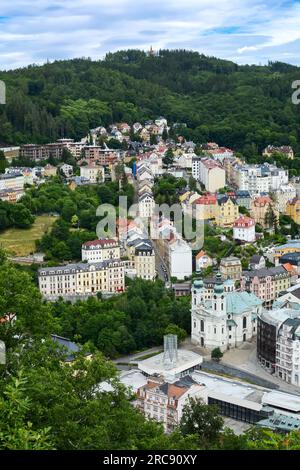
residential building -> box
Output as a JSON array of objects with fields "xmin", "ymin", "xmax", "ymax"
[
  {"xmin": 233, "ymin": 163, "xmax": 288, "ymax": 193},
  {"xmin": 278, "ymin": 252, "xmax": 300, "ymax": 274},
  {"xmin": 257, "ymin": 308, "xmax": 300, "ymax": 384},
  {"xmin": 191, "ymin": 274, "xmax": 262, "ymax": 351},
  {"xmin": 80, "ymin": 165, "xmax": 105, "ymax": 183},
  {"xmin": 249, "ymin": 255, "xmax": 266, "ymax": 271},
  {"xmin": 0, "ymin": 172, "xmax": 24, "ymax": 192},
  {"xmin": 234, "ymin": 190, "xmax": 252, "ymax": 210},
  {"xmin": 60, "ymin": 163, "xmax": 73, "ymax": 177},
  {"xmin": 196, "ymin": 158, "xmax": 226, "ymax": 192},
  {"xmin": 250, "ymin": 195, "xmax": 279, "ymax": 229},
  {"xmin": 83, "ymin": 146, "xmax": 119, "ymax": 166},
  {"xmin": 219, "ymin": 256, "xmax": 242, "ymax": 281},
  {"xmin": 215, "ymin": 196, "xmax": 239, "ymax": 228},
  {"xmin": 38, "ymin": 260, "xmax": 125, "ymax": 300},
  {"xmin": 286, "ymin": 196, "xmax": 300, "ymax": 225},
  {"xmin": 168, "ymin": 239, "xmax": 192, "ymax": 280},
  {"xmin": 195, "ymin": 251, "xmax": 213, "ymax": 271},
  {"xmin": 241, "ymin": 266, "xmax": 291, "ymax": 309},
  {"xmin": 233, "ymin": 215, "xmax": 256, "ymax": 242},
  {"xmin": 138, "ymin": 192, "xmax": 155, "ymax": 218},
  {"xmin": 263, "ymin": 145, "xmax": 294, "ymax": 160},
  {"xmin": 274, "ymin": 183, "xmax": 296, "ymax": 213},
  {"xmin": 192, "ymin": 193, "xmax": 217, "ymax": 221},
  {"xmin": 82, "ymin": 239, "xmax": 120, "ymax": 263},
  {"xmin": 134, "ymin": 241, "xmax": 156, "ymax": 280}
]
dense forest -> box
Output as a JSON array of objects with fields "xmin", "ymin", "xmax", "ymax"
[{"xmin": 1, "ymin": 49, "xmax": 300, "ymax": 156}]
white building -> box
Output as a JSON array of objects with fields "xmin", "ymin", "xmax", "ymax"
[
  {"xmin": 138, "ymin": 192, "xmax": 155, "ymax": 218},
  {"xmin": 191, "ymin": 274, "xmax": 262, "ymax": 351},
  {"xmin": 81, "ymin": 239, "xmax": 120, "ymax": 263},
  {"xmin": 233, "ymin": 215, "xmax": 256, "ymax": 243},
  {"xmin": 38, "ymin": 260, "xmax": 125, "ymax": 300},
  {"xmin": 274, "ymin": 183, "xmax": 296, "ymax": 213},
  {"xmin": 192, "ymin": 157, "xmax": 225, "ymax": 192},
  {"xmin": 0, "ymin": 172, "xmax": 24, "ymax": 191},
  {"xmin": 169, "ymin": 239, "xmax": 192, "ymax": 280},
  {"xmin": 235, "ymin": 163, "xmax": 288, "ymax": 194},
  {"xmin": 60, "ymin": 163, "xmax": 73, "ymax": 177},
  {"xmin": 276, "ymin": 318, "xmax": 300, "ymax": 387},
  {"xmin": 80, "ymin": 165, "xmax": 105, "ymax": 183}
]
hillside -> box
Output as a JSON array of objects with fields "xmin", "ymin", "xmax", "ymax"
[{"xmin": 1, "ymin": 49, "xmax": 300, "ymax": 156}]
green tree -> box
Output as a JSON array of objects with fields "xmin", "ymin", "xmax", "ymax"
[
  {"xmin": 211, "ymin": 347, "xmax": 223, "ymax": 362},
  {"xmin": 180, "ymin": 397, "xmax": 224, "ymax": 447}
]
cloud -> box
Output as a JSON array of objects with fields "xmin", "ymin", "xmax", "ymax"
[{"xmin": 0, "ymin": 1, "xmax": 300, "ymax": 69}]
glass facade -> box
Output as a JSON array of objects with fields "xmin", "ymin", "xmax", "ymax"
[{"xmin": 208, "ymin": 397, "xmax": 265, "ymax": 424}]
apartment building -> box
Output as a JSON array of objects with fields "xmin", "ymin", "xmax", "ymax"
[
  {"xmin": 138, "ymin": 192, "xmax": 155, "ymax": 218},
  {"xmin": 233, "ymin": 163, "xmax": 288, "ymax": 194},
  {"xmin": 215, "ymin": 196, "xmax": 239, "ymax": 228},
  {"xmin": 233, "ymin": 215, "xmax": 256, "ymax": 243},
  {"xmin": 286, "ymin": 197, "xmax": 300, "ymax": 225},
  {"xmin": 134, "ymin": 241, "xmax": 156, "ymax": 280},
  {"xmin": 136, "ymin": 376, "xmax": 204, "ymax": 433},
  {"xmin": 0, "ymin": 173, "xmax": 24, "ymax": 192},
  {"xmin": 83, "ymin": 146, "xmax": 119, "ymax": 165},
  {"xmin": 82, "ymin": 239, "xmax": 120, "ymax": 263},
  {"xmin": 38, "ymin": 260, "xmax": 125, "ymax": 300},
  {"xmin": 241, "ymin": 266, "xmax": 291, "ymax": 309},
  {"xmin": 192, "ymin": 193, "xmax": 217, "ymax": 221},
  {"xmin": 263, "ymin": 145, "xmax": 294, "ymax": 160},
  {"xmin": 219, "ymin": 256, "xmax": 242, "ymax": 281},
  {"xmin": 79, "ymin": 164, "xmax": 105, "ymax": 183},
  {"xmin": 250, "ymin": 195, "xmax": 279, "ymax": 229},
  {"xmin": 192, "ymin": 157, "xmax": 225, "ymax": 192}
]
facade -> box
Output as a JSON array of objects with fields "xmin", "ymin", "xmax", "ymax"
[
  {"xmin": 263, "ymin": 145, "xmax": 294, "ymax": 160},
  {"xmin": 138, "ymin": 192, "xmax": 155, "ymax": 218},
  {"xmin": 219, "ymin": 256, "xmax": 242, "ymax": 281},
  {"xmin": 0, "ymin": 173, "xmax": 24, "ymax": 192},
  {"xmin": 134, "ymin": 242, "xmax": 156, "ymax": 280},
  {"xmin": 250, "ymin": 195, "xmax": 279, "ymax": 229},
  {"xmin": 241, "ymin": 266, "xmax": 291, "ymax": 309},
  {"xmin": 195, "ymin": 251, "xmax": 213, "ymax": 271},
  {"xmin": 38, "ymin": 260, "xmax": 125, "ymax": 300},
  {"xmin": 215, "ymin": 196, "xmax": 239, "ymax": 228},
  {"xmin": 191, "ymin": 274, "xmax": 262, "ymax": 351},
  {"xmin": 233, "ymin": 215, "xmax": 256, "ymax": 242},
  {"xmin": 234, "ymin": 163, "xmax": 288, "ymax": 193},
  {"xmin": 81, "ymin": 239, "xmax": 120, "ymax": 263},
  {"xmin": 249, "ymin": 255, "xmax": 266, "ymax": 271},
  {"xmin": 257, "ymin": 308, "xmax": 300, "ymax": 385},
  {"xmin": 136, "ymin": 376, "xmax": 204, "ymax": 433},
  {"xmin": 168, "ymin": 239, "xmax": 193, "ymax": 280},
  {"xmin": 79, "ymin": 165, "xmax": 105, "ymax": 183},
  {"xmin": 286, "ymin": 197, "xmax": 300, "ymax": 225},
  {"xmin": 192, "ymin": 157, "xmax": 225, "ymax": 192},
  {"xmin": 192, "ymin": 193, "xmax": 217, "ymax": 220},
  {"xmin": 274, "ymin": 184, "xmax": 296, "ymax": 213}
]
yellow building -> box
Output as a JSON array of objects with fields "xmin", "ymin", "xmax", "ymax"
[
  {"xmin": 215, "ymin": 196, "xmax": 239, "ymax": 227},
  {"xmin": 286, "ymin": 197, "xmax": 300, "ymax": 225}
]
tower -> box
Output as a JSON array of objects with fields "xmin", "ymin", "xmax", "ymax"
[{"xmin": 213, "ymin": 272, "xmax": 226, "ymax": 316}]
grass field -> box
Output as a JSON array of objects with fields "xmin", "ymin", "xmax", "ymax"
[{"xmin": 0, "ymin": 215, "xmax": 57, "ymax": 256}]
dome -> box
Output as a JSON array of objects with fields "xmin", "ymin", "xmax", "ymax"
[{"xmin": 194, "ymin": 279, "xmax": 203, "ymax": 289}]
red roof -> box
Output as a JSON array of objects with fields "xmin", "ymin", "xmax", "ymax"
[
  {"xmin": 234, "ymin": 215, "xmax": 255, "ymax": 228},
  {"xmin": 194, "ymin": 193, "xmax": 217, "ymax": 205},
  {"xmin": 253, "ymin": 196, "xmax": 273, "ymax": 206}
]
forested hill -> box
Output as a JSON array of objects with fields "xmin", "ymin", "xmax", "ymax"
[{"xmin": 1, "ymin": 49, "xmax": 300, "ymax": 155}]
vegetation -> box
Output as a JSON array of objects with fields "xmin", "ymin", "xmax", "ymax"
[{"xmin": 211, "ymin": 347, "xmax": 223, "ymax": 362}]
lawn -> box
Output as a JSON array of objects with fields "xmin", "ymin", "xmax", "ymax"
[{"xmin": 0, "ymin": 215, "xmax": 57, "ymax": 256}]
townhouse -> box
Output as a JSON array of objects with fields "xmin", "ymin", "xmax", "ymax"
[
  {"xmin": 82, "ymin": 239, "xmax": 121, "ymax": 263},
  {"xmin": 250, "ymin": 195, "xmax": 279, "ymax": 229},
  {"xmin": 233, "ymin": 215, "xmax": 256, "ymax": 243},
  {"xmin": 215, "ymin": 196, "xmax": 239, "ymax": 228}
]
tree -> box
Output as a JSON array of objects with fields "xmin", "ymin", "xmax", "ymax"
[
  {"xmin": 180, "ymin": 397, "xmax": 224, "ymax": 446},
  {"xmin": 0, "ymin": 372, "xmax": 54, "ymax": 450},
  {"xmin": 164, "ymin": 324, "xmax": 187, "ymax": 343},
  {"xmin": 162, "ymin": 148, "xmax": 174, "ymax": 166},
  {"xmin": 0, "ymin": 151, "xmax": 8, "ymax": 174},
  {"xmin": 211, "ymin": 347, "xmax": 223, "ymax": 362},
  {"xmin": 264, "ymin": 204, "xmax": 278, "ymax": 232},
  {"xmin": 71, "ymin": 214, "xmax": 79, "ymax": 228}
]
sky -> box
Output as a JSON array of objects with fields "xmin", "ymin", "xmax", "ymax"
[{"xmin": 1, "ymin": 0, "xmax": 300, "ymax": 69}]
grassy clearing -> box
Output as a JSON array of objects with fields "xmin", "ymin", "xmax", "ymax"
[{"xmin": 0, "ymin": 215, "xmax": 57, "ymax": 256}]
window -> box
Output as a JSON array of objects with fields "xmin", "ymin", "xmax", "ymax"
[{"xmin": 243, "ymin": 317, "xmax": 247, "ymax": 329}]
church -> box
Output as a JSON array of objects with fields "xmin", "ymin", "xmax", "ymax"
[{"xmin": 191, "ymin": 273, "xmax": 262, "ymax": 352}]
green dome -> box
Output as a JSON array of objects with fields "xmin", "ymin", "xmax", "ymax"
[
  {"xmin": 194, "ymin": 279, "xmax": 203, "ymax": 289},
  {"xmin": 214, "ymin": 272, "xmax": 224, "ymax": 294}
]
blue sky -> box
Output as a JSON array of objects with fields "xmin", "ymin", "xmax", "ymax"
[{"xmin": 2, "ymin": 0, "xmax": 300, "ymax": 69}]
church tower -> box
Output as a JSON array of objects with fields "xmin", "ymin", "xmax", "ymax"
[{"xmin": 213, "ymin": 273, "xmax": 226, "ymax": 316}]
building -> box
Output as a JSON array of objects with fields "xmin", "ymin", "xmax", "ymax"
[
  {"xmin": 274, "ymin": 184, "xmax": 296, "ymax": 213},
  {"xmin": 192, "ymin": 157, "xmax": 225, "ymax": 192},
  {"xmin": 81, "ymin": 239, "xmax": 120, "ymax": 263},
  {"xmin": 233, "ymin": 215, "xmax": 256, "ymax": 243},
  {"xmin": 233, "ymin": 163, "xmax": 288, "ymax": 194},
  {"xmin": 60, "ymin": 163, "xmax": 73, "ymax": 178},
  {"xmin": 278, "ymin": 252, "xmax": 300, "ymax": 274},
  {"xmin": 286, "ymin": 197, "xmax": 300, "ymax": 225},
  {"xmin": 168, "ymin": 239, "xmax": 193, "ymax": 280},
  {"xmin": 191, "ymin": 274, "xmax": 262, "ymax": 351},
  {"xmin": 195, "ymin": 251, "xmax": 213, "ymax": 272},
  {"xmin": 250, "ymin": 195, "xmax": 279, "ymax": 229},
  {"xmin": 215, "ymin": 196, "xmax": 239, "ymax": 228},
  {"xmin": 134, "ymin": 241, "xmax": 156, "ymax": 280},
  {"xmin": 234, "ymin": 190, "xmax": 252, "ymax": 210},
  {"xmin": 257, "ymin": 308, "xmax": 300, "ymax": 385},
  {"xmin": 138, "ymin": 192, "xmax": 155, "ymax": 218},
  {"xmin": 0, "ymin": 172, "xmax": 24, "ymax": 192},
  {"xmin": 136, "ymin": 375, "xmax": 204, "ymax": 433},
  {"xmin": 219, "ymin": 256, "xmax": 242, "ymax": 281},
  {"xmin": 263, "ymin": 145, "xmax": 294, "ymax": 160},
  {"xmin": 241, "ymin": 266, "xmax": 291, "ymax": 309},
  {"xmin": 82, "ymin": 146, "xmax": 119, "ymax": 166},
  {"xmin": 192, "ymin": 193, "xmax": 217, "ymax": 221},
  {"xmin": 138, "ymin": 335, "xmax": 203, "ymax": 380},
  {"xmin": 38, "ymin": 260, "xmax": 124, "ymax": 300},
  {"xmin": 79, "ymin": 165, "xmax": 105, "ymax": 183},
  {"xmin": 249, "ymin": 254, "xmax": 266, "ymax": 271}
]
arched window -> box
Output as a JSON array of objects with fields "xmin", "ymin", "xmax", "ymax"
[
  {"xmin": 200, "ymin": 320, "xmax": 204, "ymax": 332},
  {"xmin": 243, "ymin": 316, "xmax": 247, "ymax": 329}
]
